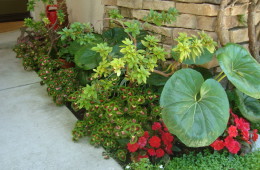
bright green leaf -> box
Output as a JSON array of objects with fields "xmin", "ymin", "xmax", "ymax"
[
  {"xmin": 235, "ymin": 89, "xmax": 260, "ymax": 123},
  {"xmin": 75, "ymin": 45, "xmax": 101, "ymax": 70},
  {"xmin": 160, "ymin": 69, "xmax": 229, "ymax": 147},
  {"xmin": 216, "ymin": 43, "xmax": 260, "ymax": 99}
]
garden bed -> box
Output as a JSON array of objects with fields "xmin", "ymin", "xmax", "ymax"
[{"xmin": 13, "ymin": 1, "xmax": 260, "ymax": 169}]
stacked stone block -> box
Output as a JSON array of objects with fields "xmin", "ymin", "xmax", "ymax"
[{"xmin": 102, "ymin": 0, "xmax": 260, "ymax": 53}]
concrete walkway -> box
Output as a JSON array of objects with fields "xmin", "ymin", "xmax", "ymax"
[{"xmin": 0, "ymin": 30, "xmax": 122, "ymax": 170}]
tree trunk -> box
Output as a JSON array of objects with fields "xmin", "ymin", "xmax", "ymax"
[
  {"xmin": 216, "ymin": 0, "xmax": 230, "ymax": 46},
  {"xmin": 248, "ymin": 0, "xmax": 260, "ymax": 62}
]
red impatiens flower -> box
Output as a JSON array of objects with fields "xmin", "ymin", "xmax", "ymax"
[
  {"xmin": 127, "ymin": 142, "xmax": 139, "ymax": 153},
  {"xmin": 224, "ymin": 136, "xmax": 233, "ymax": 145},
  {"xmin": 165, "ymin": 143, "xmax": 173, "ymax": 154},
  {"xmin": 149, "ymin": 136, "xmax": 161, "ymax": 148},
  {"xmin": 228, "ymin": 125, "xmax": 238, "ymax": 137},
  {"xmin": 143, "ymin": 131, "xmax": 150, "ymax": 139},
  {"xmin": 210, "ymin": 139, "xmax": 225, "ymax": 151},
  {"xmin": 241, "ymin": 129, "xmax": 250, "ymax": 141},
  {"xmin": 235, "ymin": 117, "xmax": 250, "ymax": 131},
  {"xmin": 152, "ymin": 122, "xmax": 162, "ymax": 131},
  {"xmin": 155, "ymin": 148, "xmax": 165, "ymax": 158},
  {"xmin": 138, "ymin": 137, "xmax": 147, "ymax": 148},
  {"xmin": 224, "ymin": 136, "xmax": 241, "ymax": 154},
  {"xmin": 147, "ymin": 148, "xmax": 156, "ymax": 156},
  {"xmin": 252, "ymin": 129, "xmax": 259, "ymax": 142},
  {"xmin": 161, "ymin": 132, "xmax": 174, "ymax": 145}
]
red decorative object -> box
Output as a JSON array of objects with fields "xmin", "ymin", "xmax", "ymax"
[{"xmin": 46, "ymin": 5, "xmax": 58, "ymax": 29}]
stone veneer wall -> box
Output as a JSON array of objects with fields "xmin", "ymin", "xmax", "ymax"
[{"xmin": 102, "ymin": 0, "xmax": 260, "ymax": 57}]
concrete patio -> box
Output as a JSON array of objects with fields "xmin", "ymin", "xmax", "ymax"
[{"xmin": 0, "ymin": 30, "xmax": 122, "ymax": 170}]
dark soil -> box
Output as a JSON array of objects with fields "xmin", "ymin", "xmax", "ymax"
[{"xmin": 65, "ymin": 102, "xmax": 85, "ymax": 120}]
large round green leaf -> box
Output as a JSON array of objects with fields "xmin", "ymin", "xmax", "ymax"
[
  {"xmin": 235, "ymin": 89, "xmax": 260, "ymax": 123},
  {"xmin": 216, "ymin": 43, "xmax": 260, "ymax": 99},
  {"xmin": 102, "ymin": 27, "xmax": 128, "ymax": 45},
  {"xmin": 160, "ymin": 69, "xmax": 229, "ymax": 147},
  {"xmin": 74, "ymin": 45, "xmax": 101, "ymax": 70}
]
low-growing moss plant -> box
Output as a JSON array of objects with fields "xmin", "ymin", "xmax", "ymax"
[
  {"xmin": 125, "ymin": 150, "xmax": 260, "ymax": 170},
  {"xmin": 164, "ymin": 149, "xmax": 260, "ymax": 170}
]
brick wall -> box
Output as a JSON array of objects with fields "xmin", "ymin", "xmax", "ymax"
[{"xmin": 102, "ymin": 0, "xmax": 260, "ymax": 53}]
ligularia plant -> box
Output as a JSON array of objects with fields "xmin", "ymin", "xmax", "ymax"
[{"xmin": 161, "ymin": 43, "xmax": 260, "ymax": 147}]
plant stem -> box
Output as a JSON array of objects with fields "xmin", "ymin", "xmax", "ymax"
[
  {"xmin": 217, "ymin": 74, "xmax": 227, "ymax": 82},
  {"xmin": 153, "ymin": 69, "xmax": 173, "ymax": 77},
  {"xmin": 214, "ymin": 71, "xmax": 224, "ymax": 80}
]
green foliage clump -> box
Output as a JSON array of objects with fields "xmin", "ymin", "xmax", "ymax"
[
  {"xmin": 125, "ymin": 158, "xmax": 163, "ymax": 170},
  {"xmin": 37, "ymin": 59, "xmax": 79, "ymax": 105},
  {"xmin": 57, "ymin": 9, "xmax": 65, "ymax": 25},
  {"xmin": 108, "ymin": 9, "xmax": 124, "ymax": 20},
  {"xmin": 24, "ymin": 18, "xmax": 48, "ymax": 31},
  {"xmin": 58, "ymin": 22, "xmax": 95, "ymax": 45},
  {"xmin": 143, "ymin": 8, "xmax": 179, "ymax": 26},
  {"xmin": 13, "ymin": 19, "xmax": 50, "ymax": 70},
  {"xmin": 70, "ymin": 78, "xmax": 162, "ymax": 161},
  {"xmin": 57, "ymin": 22, "xmax": 98, "ymax": 62},
  {"xmin": 172, "ymin": 32, "xmax": 217, "ymax": 62},
  {"xmin": 27, "ymin": 0, "xmax": 54, "ymax": 11},
  {"xmin": 92, "ymin": 35, "xmax": 167, "ymax": 84},
  {"xmin": 14, "ymin": 40, "xmax": 50, "ymax": 70}
]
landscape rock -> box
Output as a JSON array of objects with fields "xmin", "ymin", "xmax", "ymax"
[
  {"xmin": 117, "ymin": 0, "xmax": 143, "ymax": 9},
  {"xmin": 176, "ymin": 3, "xmax": 219, "ymax": 16}
]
